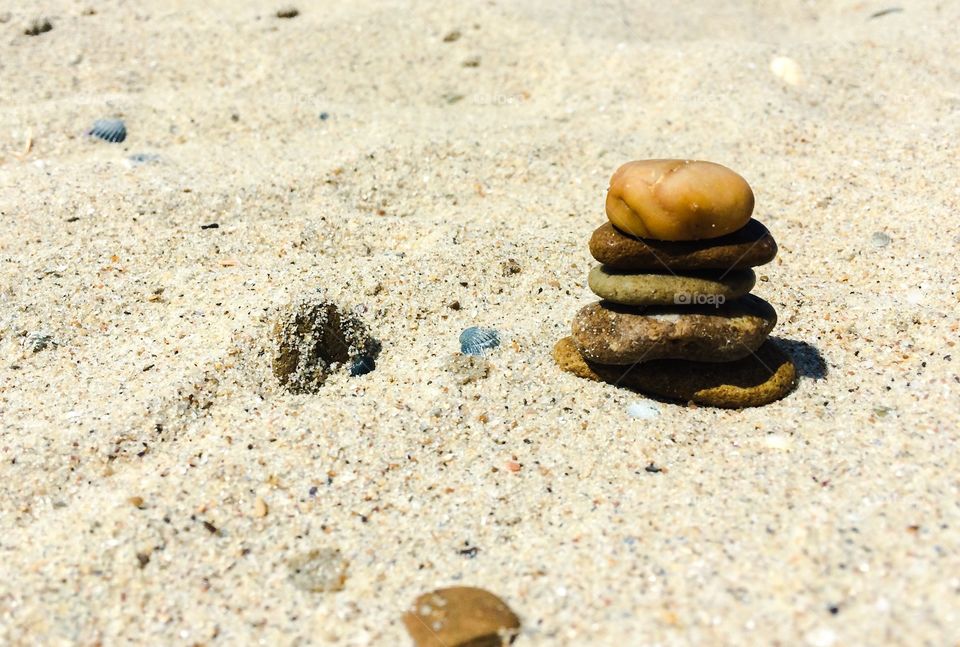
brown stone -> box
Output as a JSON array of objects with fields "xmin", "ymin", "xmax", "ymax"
[
  {"xmin": 571, "ymin": 295, "xmax": 776, "ymax": 364},
  {"xmin": 589, "ymin": 220, "xmax": 777, "ymax": 271},
  {"xmin": 553, "ymin": 336, "xmax": 797, "ymax": 408},
  {"xmin": 403, "ymin": 586, "xmax": 520, "ymax": 647},
  {"xmin": 605, "ymin": 159, "xmax": 754, "ymax": 240}
]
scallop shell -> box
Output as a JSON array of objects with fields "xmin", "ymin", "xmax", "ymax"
[
  {"xmin": 459, "ymin": 326, "xmax": 500, "ymax": 356},
  {"xmin": 88, "ymin": 118, "xmax": 127, "ymax": 143}
]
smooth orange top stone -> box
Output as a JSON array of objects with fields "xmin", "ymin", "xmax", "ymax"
[{"xmin": 605, "ymin": 159, "xmax": 755, "ymax": 241}]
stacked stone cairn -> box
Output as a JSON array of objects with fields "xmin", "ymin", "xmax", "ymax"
[{"xmin": 554, "ymin": 159, "xmax": 797, "ymax": 408}]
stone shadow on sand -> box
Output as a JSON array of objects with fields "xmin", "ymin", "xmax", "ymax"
[{"xmin": 773, "ymin": 337, "xmax": 827, "ymax": 380}]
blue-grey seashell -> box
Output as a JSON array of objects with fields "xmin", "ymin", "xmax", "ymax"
[
  {"xmin": 459, "ymin": 326, "xmax": 500, "ymax": 356},
  {"xmin": 88, "ymin": 118, "xmax": 127, "ymax": 143},
  {"xmin": 348, "ymin": 354, "xmax": 376, "ymax": 377}
]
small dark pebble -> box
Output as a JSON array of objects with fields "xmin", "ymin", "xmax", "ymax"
[
  {"xmin": 25, "ymin": 18, "xmax": 53, "ymax": 36},
  {"xmin": 200, "ymin": 223, "xmax": 219, "ymax": 230},
  {"xmin": 442, "ymin": 30, "xmax": 461, "ymax": 42},
  {"xmin": 136, "ymin": 552, "xmax": 150, "ymax": 568},
  {"xmin": 202, "ymin": 520, "xmax": 218, "ymax": 534},
  {"xmin": 644, "ymin": 463, "xmax": 662, "ymax": 473},
  {"xmin": 308, "ymin": 486, "xmax": 318, "ymax": 496},
  {"xmin": 319, "ymin": 112, "xmax": 330, "ymax": 121},
  {"xmin": 828, "ymin": 605, "xmax": 840, "ymax": 615},
  {"xmin": 276, "ymin": 6, "xmax": 299, "ymax": 19},
  {"xmin": 448, "ymin": 300, "xmax": 461, "ymax": 310},
  {"xmin": 66, "ymin": 216, "xmax": 80, "ymax": 223},
  {"xmin": 348, "ymin": 354, "xmax": 376, "ymax": 377},
  {"xmin": 458, "ymin": 546, "xmax": 479, "ymax": 558}
]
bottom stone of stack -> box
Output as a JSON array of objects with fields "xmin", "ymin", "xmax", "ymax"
[{"xmin": 553, "ymin": 336, "xmax": 796, "ymax": 408}]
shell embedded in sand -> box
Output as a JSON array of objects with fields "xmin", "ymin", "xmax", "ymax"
[
  {"xmin": 459, "ymin": 326, "xmax": 500, "ymax": 355},
  {"xmin": 770, "ymin": 56, "xmax": 804, "ymax": 86},
  {"xmin": 88, "ymin": 118, "xmax": 127, "ymax": 143}
]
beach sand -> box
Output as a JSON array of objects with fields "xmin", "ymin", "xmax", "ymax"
[{"xmin": 1, "ymin": 1, "xmax": 958, "ymax": 644}]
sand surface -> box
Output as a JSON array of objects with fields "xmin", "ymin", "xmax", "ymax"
[{"xmin": 1, "ymin": 1, "xmax": 959, "ymax": 644}]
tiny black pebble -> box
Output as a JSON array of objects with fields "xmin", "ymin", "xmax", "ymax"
[
  {"xmin": 202, "ymin": 520, "xmax": 218, "ymax": 534},
  {"xmin": 308, "ymin": 486, "xmax": 318, "ymax": 496},
  {"xmin": 458, "ymin": 546, "xmax": 479, "ymax": 558},
  {"xmin": 828, "ymin": 605, "xmax": 840, "ymax": 615},
  {"xmin": 66, "ymin": 216, "xmax": 80, "ymax": 223},
  {"xmin": 276, "ymin": 6, "xmax": 299, "ymax": 19},
  {"xmin": 319, "ymin": 112, "xmax": 330, "ymax": 121},
  {"xmin": 136, "ymin": 552, "xmax": 150, "ymax": 568},
  {"xmin": 200, "ymin": 223, "xmax": 219, "ymax": 230},
  {"xmin": 645, "ymin": 463, "xmax": 662, "ymax": 473}
]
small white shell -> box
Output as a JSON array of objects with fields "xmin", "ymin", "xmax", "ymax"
[{"xmin": 770, "ymin": 56, "xmax": 804, "ymax": 86}]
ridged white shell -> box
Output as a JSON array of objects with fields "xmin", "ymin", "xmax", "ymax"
[{"xmin": 88, "ymin": 119, "xmax": 126, "ymax": 143}]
